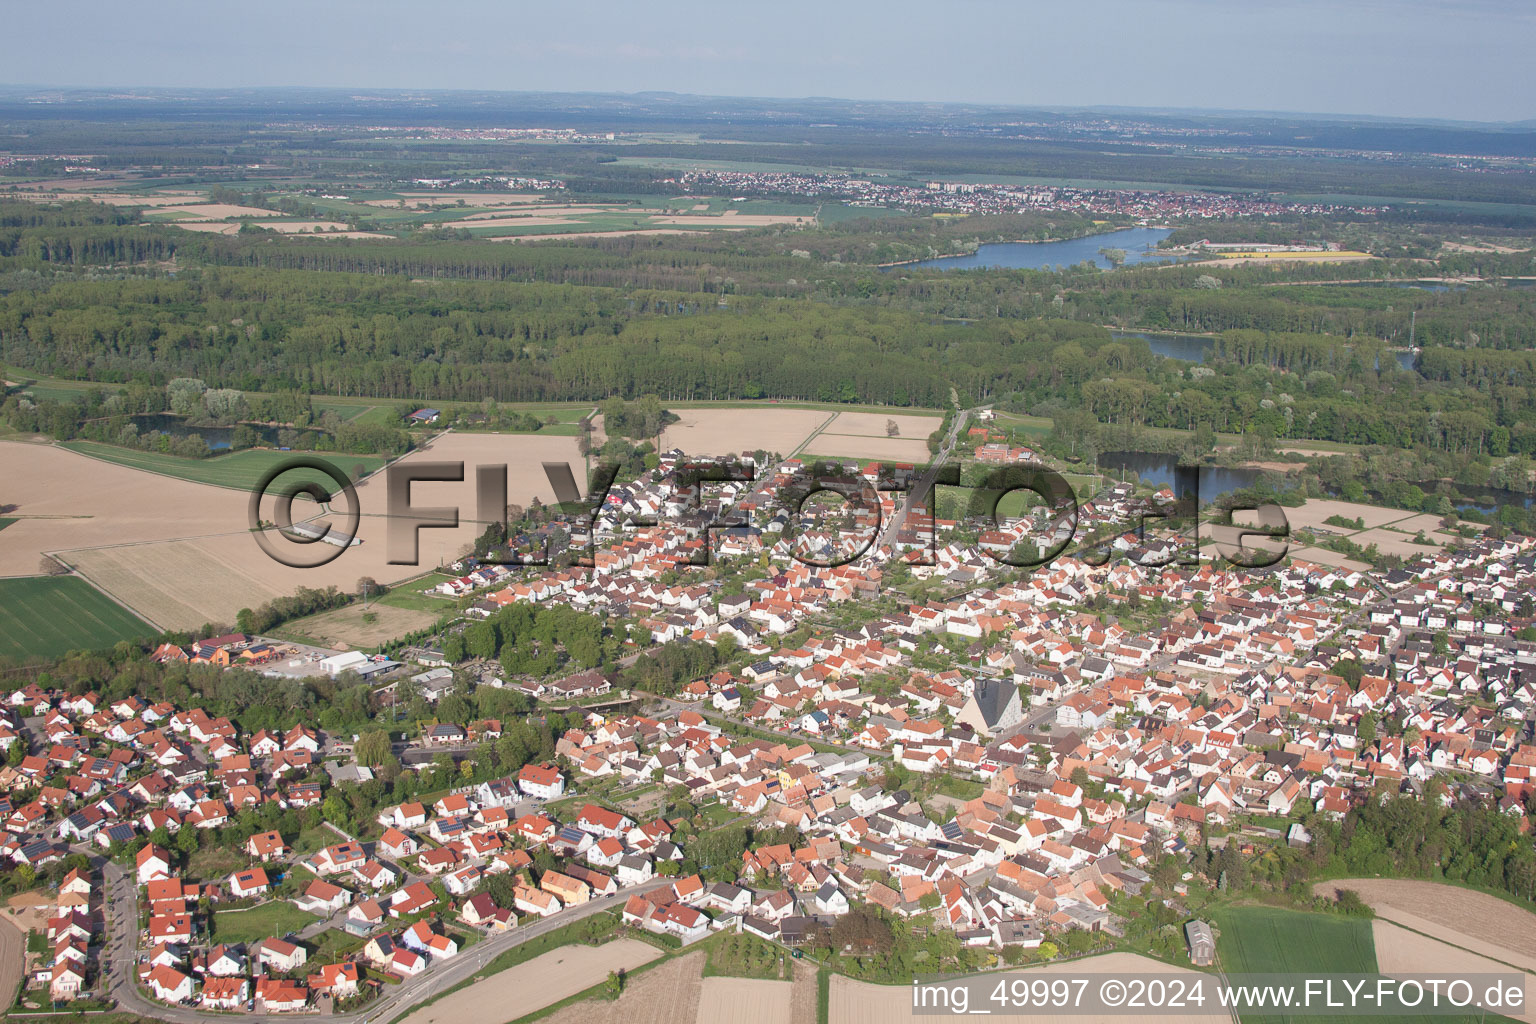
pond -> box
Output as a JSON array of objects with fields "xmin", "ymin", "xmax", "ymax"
[
  {"xmin": 129, "ymin": 414, "xmax": 328, "ymax": 451},
  {"xmin": 893, "ymin": 227, "xmax": 1176, "ymax": 271},
  {"xmin": 1099, "ymin": 451, "xmax": 1274, "ymax": 505}
]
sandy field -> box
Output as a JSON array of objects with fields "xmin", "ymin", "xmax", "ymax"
[
  {"xmin": 829, "ymin": 953, "xmax": 1224, "ymax": 1023},
  {"xmin": 695, "ymin": 977, "xmax": 794, "ymax": 1024},
  {"xmin": 544, "ymin": 951, "xmax": 704, "ymax": 1024},
  {"xmin": 824, "ymin": 411, "xmax": 943, "ymax": 438},
  {"xmin": 0, "ymin": 440, "xmax": 244, "ymax": 577},
  {"xmin": 1194, "ymin": 252, "xmax": 1376, "ymax": 266},
  {"xmin": 1275, "ymin": 446, "xmax": 1358, "ymax": 458},
  {"xmin": 1315, "ymin": 879, "xmax": 1536, "ymax": 973},
  {"xmin": 1284, "ymin": 499, "xmax": 1415, "ymax": 532},
  {"xmin": 397, "ymin": 938, "xmax": 660, "ymax": 1024},
  {"xmin": 658, "ymin": 408, "xmax": 832, "ymax": 459},
  {"xmin": 1371, "ymin": 920, "xmax": 1534, "ymax": 1022},
  {"xmin": 157, "ymin": 203, "xmax": 284, "ymax": 219},
  {"xmin": 281, "ymin": 601, "xmax": 444, "ymax": 649},
  {"xmin": 804, "ymin": 436, "xmax": 932, "ymax": 462}
]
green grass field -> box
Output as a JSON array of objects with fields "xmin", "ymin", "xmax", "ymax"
[
  {"xmin": 0, "ymin": 576, "xmax": 157, "ymax": 659},
  {"xmin": 1211, "ymin": 905, "xmax": 1512, "ymax": 1024},
  {"xmin": 60, "ymin": 440, "xmax": 388, "ymax": 492},
  {"xmin": 213, "ymin": 901, "xmax": 319, "ymax": 945}
]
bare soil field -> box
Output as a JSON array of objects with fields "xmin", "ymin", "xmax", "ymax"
[
  {"xmin": 658, "ymin": 408, "xmax": 831, "ymax": 458},
  {"xmin": 279, "ymin": 602, "xmax": 443, "ymax": 649},
  {"xmin": 157, "ymin": 203, "xmax": 284, "ymax": 219},
  {"xmin": 9, "ymin": 431, "xmax": 583, "ymax": 628},
  {"xmin": 1315, "ymin": 878, "xmax": 1536, "ymax": 973},
  {"xmin": 0, "ymin": 915, "xmax": 20, "ymax": 1014},
  {"xmin": 172, "ymin": 221, "xmax": 242, "ymax": 234},
  {"xmin": 1284, "ymin": 499, "xmax": 1415, "ymax": 532},
  {"xmin": 543, "ymin": 951, "xmax": 703, "ymax": 1024},
  {"xmin": 823, "ymin": 411, "xmax": 942, "ymax": 438},
  {"xmin": 0, "ymin": 440, "xmax": 243, "ymax": 577},
  {"xmin": 67, "ymin": 538, "xmax": 293, "ymax": 630},
  {"xmin": 1349, "ymin": 527, "xmax": 1440, "ymax": 557},
  {"xmin": 1371, "ymin": 921, "xmax": 1535, "ymax": 1023},
  {"xmin": 830, "ymin": 953, "xmax": 1223, "ymax": 1023},
  {"xmin": 1290, "ymin": 546, "xmax": 1372, "ymax": 571},
  {"xmin": 696, "ymin": 976, "xmax": 795, "ymax": 1024},
  {"xmin": 805, "ymin": 435, "xmax": 932, "ymax": 462},
  {"xmin": 397, "ymin": 938, "xmax": 660, "ymax": 1024},
  {"xmin": 1386, "ymin": 512, "xmax": 1456, "ymax": 535}
]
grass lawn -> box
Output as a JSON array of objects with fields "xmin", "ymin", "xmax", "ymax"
[
  {"xmin": 60, "ymin": 440, "xmax": 389, "ymax": 492},
  {"xmin": 0, "ymin": 576, "xmax": 157, "ymax": 659},
  {"xmin": 213, "ymin": 900, "xmax": 320, "ymax": 945},
  {"xmin": 700, "ymin": 802, "xmax": 738, "ymax": 826},
  {"xmin": 0, "ymin": 517, "xmax": 15, "ymax": 531},
  {"xmin": 308, "ymin": 928, "xmax": 368, "ymax": 962}
]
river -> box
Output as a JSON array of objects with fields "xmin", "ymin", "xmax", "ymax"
[{"xmin": 894, "ymin": 227, "xmax": 1176, "ymax": 271}]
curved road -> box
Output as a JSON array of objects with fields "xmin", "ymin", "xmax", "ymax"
[{"xmin": 96, "ymin": 852, "xmax": 675, "ymax": 1024}]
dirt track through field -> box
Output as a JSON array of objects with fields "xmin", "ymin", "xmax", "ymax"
[
  {"xmin": 1371, "ymin": 920, "xmax": 1535, "ymax": 1023},
  {"xmin": 1315, "ymin": 879, "xmax": 1536, "ymax": 972}
]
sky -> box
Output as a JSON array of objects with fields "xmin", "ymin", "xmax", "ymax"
[{"xmin": 5, "ymin": 0, "xmax": 1536, "ymax": 123}]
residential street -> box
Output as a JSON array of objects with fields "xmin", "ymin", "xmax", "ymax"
[{"xmin": 91, "ymin": 846, "xmax": 675, "ymax": 1024}]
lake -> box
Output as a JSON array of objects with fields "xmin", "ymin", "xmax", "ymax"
[
  {"xmin": 894, "ymin": 227, "xmax": 1176, "ymax": 271},
  {"xmin": 1113, "ymin": 331, "xmax": 1213, "ymax": 364},
  {"xmin": 1100, "ymin": 451, "xmax": 1273, "ymax": 505}
]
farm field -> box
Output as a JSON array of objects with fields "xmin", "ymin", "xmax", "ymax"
[
  {"xmin": 542, "ymin": 951, "xmax": 704, "ymax": 1024},
  {"xmin": 657, "ymin": 407, "xmax": 833, "ymax": 459},
  {"xmin": 1212, "ymin": 904, "xmax": 1510, "ymax": 1024},
  {"xmin": 397, "ymin": 938, "xmax": 660, "ymax": 1024},
  {"xmin": 60, "ymin": 440, "xmax": 389, "ymax": 491},
  {"xmin": 694, "ymin": 977, "xmax": 794, "ymax": 1024},
  {"xmin": 1314, "ymin": 879, "xmax": 1536, "ymax": 972},
  {"xmin": 829, "ymin": 952, "xmax": 1221, "ymax": 1023},
  {"xmin": 213, "ymin": 901, "xmax": 319, "ymax": 946},
  {"xmin": 0, "ymin": 440, "xmax": 244, "ymax": 577},
  {"xmin": 36, "ymin": 430, "xmax": 583, "ymax": 628},
  {"xmin": 0, "ymin": 576, "xmax": 157, "ymax": 659},
  {"xmin": 1371, "ymin": 921, "xmax": 1536, "ymax": 1024}
]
